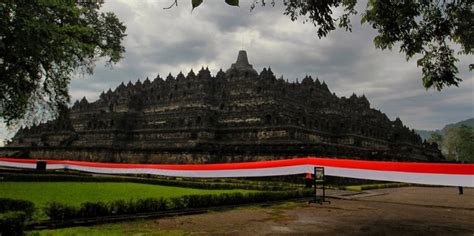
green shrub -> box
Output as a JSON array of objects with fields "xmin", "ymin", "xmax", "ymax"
[
  {"xmin": 168, "ymin": 197, "xmax": 187, "ymax": 209},
  {"xmin": 132, "ymin": 198, "xmax": 168, "ymax": 213},
  {"xmin": 43, "ymin": 189, "xmax": 312, "ymax": 220},
  {"xmin": 44, "ymin": 202, "xmax": 79, "ymax": 221},
  {"xmin": 109, "ymin": 199, "xmax": 131, "ymax": 215},
  {"xmin": 215, "ymin": 192, "xmax": 244, "ymax": 206},
  {"xmin": 0, "ymin": 198, "xmax": 35, "ymax": 216},
  {"xmin": 0, "ymin": 211, "xmax": 28, "ymax": 236},
  {"xmin": 185, "ymin": 194, "xmax": 215, "ymax": 208},
  {"xmin": 78, "ymin": 202, "xmax": 109, "ymax": 218},
  {"xmin": 0, "ymin": 198, "xmax": 34, "ymax": 235}
]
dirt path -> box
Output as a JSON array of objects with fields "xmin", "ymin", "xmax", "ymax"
[{"xmin": 145, "ymin": 187, "xmax": 474, "ymax": 235}]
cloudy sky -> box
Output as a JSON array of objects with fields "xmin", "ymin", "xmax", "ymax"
[{"xmin": 1, "ymin": 0, "xmax": 473, "ymax": 144}]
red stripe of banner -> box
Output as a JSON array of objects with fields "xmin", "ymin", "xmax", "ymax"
[{"xmin": 1, "ymin": 157, "xmax": 473, "ymax": 175}]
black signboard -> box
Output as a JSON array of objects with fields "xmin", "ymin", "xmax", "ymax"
[
  {"xmin": 309, "ymin": 166, "xmax": 331, "ymax": 205},
  {"xmin": 36, "ymin": 161, "xmax": 47, "ymax": 171},
  {"xmin": 315, "ymin": 167, "xmax": 325, "ymax": 182}
]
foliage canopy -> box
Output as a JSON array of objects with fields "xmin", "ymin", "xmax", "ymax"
[
  {"xmin": 429, "ymin": 125, "xmax": 474, "ymax": 163},
  {"xmin": 0, "ymin": 1, "xmax": 126, "ymax": 126},
  {"xmin": 443, "ymin": 125, "xmax": 474, "ymax": 163}
]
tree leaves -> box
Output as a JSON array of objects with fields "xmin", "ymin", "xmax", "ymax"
[
  {"xmin": 442, "ymin": 125, "xmax": 474, "ymax": 163},
  {"xmin": 192, "ymin": 0, "xmax": 203, "ymax": 10},
  {"xmin": 417, "ymin": 43, "xmax": 460, "ymax": 91},
  {"xmin": 225, "ymin": 0, "xmax": 239, "ymax": 7},
  {"xmin": 0, "ymin": 2, "xmax": 126, "ymax": 126},
  {"xmin": 360, "ymin": 0, "xmax": 471, "ymax": 90},
  {"xmin": 191, "ymin": 0, "xmax": 238, "ymax": 9}
]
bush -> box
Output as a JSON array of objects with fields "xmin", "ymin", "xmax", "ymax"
[
  {"xmin": 185, "ymin": 195, "xmax": 205, "ymax": 208},
  {"xmin": 78, "ymin": 202, "xmax": 109, "ymax": 218},
  {"xmin": 43, "ymin": 189, "xmax": 313, "ymax": 221},
  {"xmin": 168, "ymin": 197, "xmax": 187, "ymax": 209},
  {"xmin": 0, "ymin": 198, "xmax": 35, "ymax": 216},
  {"xmin": 44, "ymin": 202, "xmax": 79, "ymax": 221},
  {"xmin": 0, "ymin": 211, "xmax": 28, "ymax": 236},
  {"xmin": 109, "ymin": 199, "xmax": 131, "ymax": 215},
  {"xmin": 0, "ymin": 199, "xmax": 34, "ymax": 235},
  {"xmin": 131, "ymin": 198, "xmax": 168, "ymax": 213},
  {"xmin": 215, "ymin": 192, "xmax": 244, "ymax": 206}
]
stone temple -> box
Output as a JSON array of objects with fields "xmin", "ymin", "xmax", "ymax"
[{"xmin": 3, "ymin": 51, "xmax": 443, "ymax": 163}]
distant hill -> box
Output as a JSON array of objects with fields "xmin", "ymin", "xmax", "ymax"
[
  {"xmin": 416, "ymin": 130, "xmax": 437, "ymax": 141},
  {"xmin": 415, "ymin": 118, "xmax": 474, "ymax": 141},
  {"xmin": 441, "ymin": 118, "xmax": 474, "ymax": 133}
]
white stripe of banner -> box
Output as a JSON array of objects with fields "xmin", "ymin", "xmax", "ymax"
[
  {"xmin": 44, "ymin": 163, "xmax": 474, "ymax": 187},
  {"xmin": 0, "ymin": 161, "xmax": 37, "ymax": 169},
  {"xmin": 1, "ymin": 161, "xmax": 473, "ymax": 187}
]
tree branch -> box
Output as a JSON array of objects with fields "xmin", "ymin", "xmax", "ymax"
[{"xmin": 163, "ymin": 0, "xmax": 178, "ymax": 10}]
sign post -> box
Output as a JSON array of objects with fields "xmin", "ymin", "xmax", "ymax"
[
  {"xmin": 36, "ymin": 161, "xmax": 47, "ymax": 171},
  {"xmin": 310, "ymin": 166, "xmax": 331, "ymax": 204}
]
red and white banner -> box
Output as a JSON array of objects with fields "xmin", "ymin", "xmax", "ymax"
[{"xmin": 0, "ymin": 157, "xmax": 472, "ymax": 187}]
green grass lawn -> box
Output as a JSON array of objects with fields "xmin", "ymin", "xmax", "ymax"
[
  {"xmin": 0, "ymin": 182, "xmax": 254, "ymax": 208},
  {"xmin": 343, "ymin": 182, "xmax": 410, "ymax": 191}
]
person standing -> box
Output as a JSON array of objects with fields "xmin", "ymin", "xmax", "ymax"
[{"xmin": 305, "ymin": 172, "xmax": 313, "ymax": 188}]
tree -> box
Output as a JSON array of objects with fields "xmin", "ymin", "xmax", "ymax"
[
  {"xmin": 188, "ymin": 0, "xmax": 473, "ymax": 91},
  {"xmin": 453, "ymin": 125, "xmax": 474, "ymax": 163},
  {"xmin": 427, "ymin": 131, "xmax": 443, "ymax": 147},
  {"xmin": 443, "ymin": 125, "xmax": 474, "ymax": 163},
  {"xmin": 0, "ymin": 1, "xmax": 126, "ymax": 127}
]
